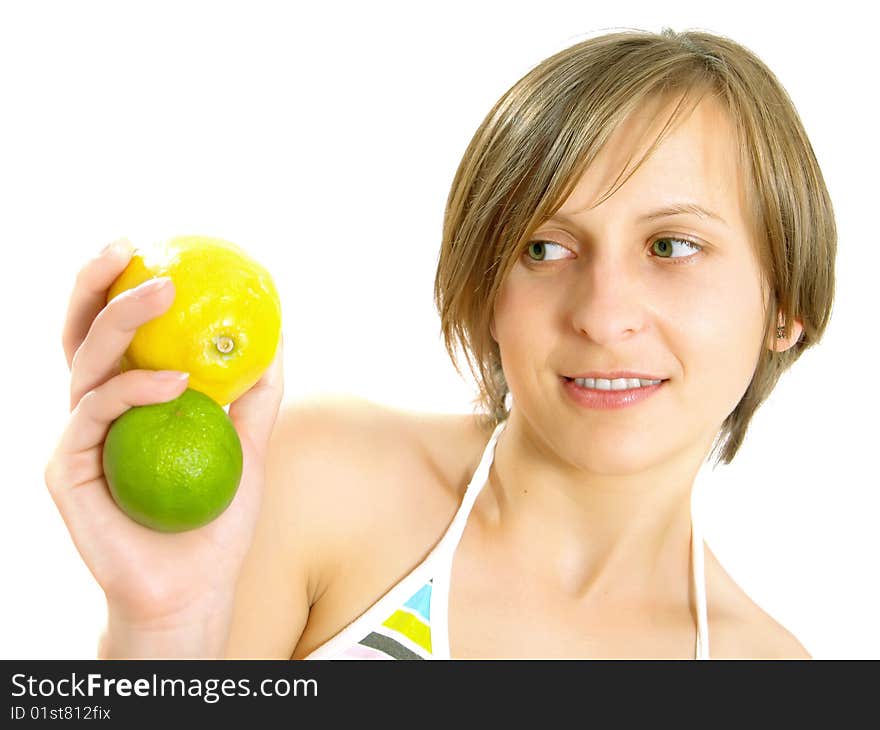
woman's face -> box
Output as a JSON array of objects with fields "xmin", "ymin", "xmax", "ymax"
[{"xmin": 491, "ymin": 95, "xmax": 777, "ymax": 474}]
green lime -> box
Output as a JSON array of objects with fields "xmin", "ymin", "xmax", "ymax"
[{"xmin": 102, "ymin": 387, "xmax": 243, "ymax": 532}]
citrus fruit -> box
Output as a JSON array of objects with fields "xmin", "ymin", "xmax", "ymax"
[
  {"xmin": 102, "ymin": 388, "xmax": 243, "ymax": 532},
  {"xmin": 107, "ymin": 234, "xmax": 282, "ymax": 406}
]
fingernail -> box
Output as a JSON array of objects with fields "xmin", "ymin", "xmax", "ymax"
[
  {"xmin": 134, "ymin": 276, "xmax": 172, "ymax": 297},
  {"xmin": 103, "ymin": 238, "xmax": 135, "ymax": 258},
  {"xmin": 152, "ymin": 370, "xmax": 189, "ymax": 381}
]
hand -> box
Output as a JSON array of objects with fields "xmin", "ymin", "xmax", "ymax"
[{"xmin": 44, "ymin": 238, "xmax": 284, "ymax": 654}]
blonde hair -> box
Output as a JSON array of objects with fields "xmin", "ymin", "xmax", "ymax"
[{"xmin": 433, "ymin": 27, "xmax": 836, "ymax": 466}]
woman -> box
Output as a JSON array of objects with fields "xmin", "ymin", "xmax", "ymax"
[{"xmin": 45, "ymin": 27, "xmax": 835, "ymax": 659}]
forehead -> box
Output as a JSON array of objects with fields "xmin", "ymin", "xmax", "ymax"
[{"xmin": 554, "ymin": 94, "xmax": 745, "ymax": 223}]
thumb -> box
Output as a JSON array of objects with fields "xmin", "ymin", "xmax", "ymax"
[{"xmin": 227, "ymin": 333, "xmax": 284, "ymax": 455}]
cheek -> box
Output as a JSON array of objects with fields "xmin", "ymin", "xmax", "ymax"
[
  {"xmin": 495, "ymin": 268, "xmax": 536, "ymax": 334},
  {"xmin": 493, "ymin": 272, "xmax": 556, "ymax": 368},
  {"xmin": 680, "ymin": 266, "xmax": 766, "ymax": 407}
]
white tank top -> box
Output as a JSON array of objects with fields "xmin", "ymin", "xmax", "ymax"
[{"xmin": 303, "ymin": 418, "xmax": 711, "ymax": 659}]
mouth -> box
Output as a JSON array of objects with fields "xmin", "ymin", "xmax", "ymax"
[
  {"xmin": 560, "ymin": 375, "xmax": 669, "ymax": 410},
  {"xmin": 561, "ymin": 375, "xmax": 670, "ymax": 390}
]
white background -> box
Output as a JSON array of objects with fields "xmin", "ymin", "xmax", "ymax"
[{"xmin": 1, "ymin": 0, "xmax": 876, "ymax": 659}]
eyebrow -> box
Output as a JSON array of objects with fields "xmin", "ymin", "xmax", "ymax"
[
  {"xmin": 638, "ymin": 202, "xmax": 727, "ymax": 226},
  {"xmin": 550, "ymin": 202, "xmax": 728, "ymax": 227}
]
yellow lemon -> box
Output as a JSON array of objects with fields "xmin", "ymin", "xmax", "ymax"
[{"xmin": 107, "ymin": 235, "xmax": 282, "ymax": 406}]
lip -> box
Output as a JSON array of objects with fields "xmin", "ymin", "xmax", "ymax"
[{"xmin": 560, "ymin": 375, "xmax": 667, "ymax": 410}]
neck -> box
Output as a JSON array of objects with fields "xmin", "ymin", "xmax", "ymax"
[{"xmin": 480, "ymin": 406, "xmax": 714, "ymax": 607}]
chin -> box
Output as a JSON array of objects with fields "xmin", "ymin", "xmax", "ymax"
[{"xmin": 554, "ymin": 427, "xmax": 669, "ymax": 476}]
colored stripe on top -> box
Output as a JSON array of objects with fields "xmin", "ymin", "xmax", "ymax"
[{"xmin": 331, "ymin": 579, "xmax": 434, "ymax": 660}]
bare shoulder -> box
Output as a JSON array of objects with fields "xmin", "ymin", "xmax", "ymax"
[
  {"xmin": 293, "ymin": 390, "xmax": 494, "ymax": 572},
  {"xmin": 703, "ymin": 545, "xmax": 812, "ymax": 660},
  {"xmin": 228, "ymin": 392, "xmax": 414, "ymax": 657},
  {"xmin": 270, "ymin": 393, "xmax": 436, "ymax": 588},
  {"xmin": 285, "ymin": 392, "xmax": 494, "ymax": 501},
  {"xmin": 279, "ymin": 394, "xmax": 493, "ymax": 658}
]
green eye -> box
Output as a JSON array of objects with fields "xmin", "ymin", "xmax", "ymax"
[
  {"xmin": 527, "ymin": 241, "xmax": 547, "ymax": 261},
  {"xmin": 524, "ymin": 240, "xmax": 568, "ymax": 262},
  {"xmin": 652, "ymin": 239, "xmax": 673, "ymax": 257},
  {"xmin": 651, "ymin": 237, "xmax": 702, "ymax": 259}
]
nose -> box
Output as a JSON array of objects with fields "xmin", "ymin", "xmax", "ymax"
[{"xmin": 568, "ymin": 255, "xmax": 647, "ymax": 343}]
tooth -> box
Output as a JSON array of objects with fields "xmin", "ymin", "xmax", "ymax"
[{"xmin": 573, "ymin": 377, "xmax": 656, "ymax": 390}]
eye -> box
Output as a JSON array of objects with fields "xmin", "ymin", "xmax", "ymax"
[
  {"xmin": 523, "ymin": 240, "xmax": 571, "ymax": 263},
  {"xmin": 649, "ymin": 236, "xmax": 703, "ymax": 261}
]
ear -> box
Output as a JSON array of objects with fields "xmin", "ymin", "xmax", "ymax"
[{"xmin": 773, "ymin": 315, "xmax": 804, "ymax": 352}]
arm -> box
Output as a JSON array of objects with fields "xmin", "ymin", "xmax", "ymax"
[{"xmin": 223, "ymin": 396, "xmax": 357, "ymax": 658}]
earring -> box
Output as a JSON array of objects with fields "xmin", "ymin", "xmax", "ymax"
[{"xmin": 776, "ymin": 325, "xmax": 786, "ymax": 339}]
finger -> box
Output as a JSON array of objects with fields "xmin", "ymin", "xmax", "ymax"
[
  {"xmin": 227, "ymin": 332, "xmax": 284, "ymax": 455},
  {"xmin": 45, "ymin": 454, "xmax": 131, "ymax": 561},
  {"xmin": 59, "ymin": 368, "xmax": 190, "ymax": 458},
  {"xmin": 62, "ymin": 239, "xmax": 137, "ymax": 370},
  {"xmin": 45, "ymin": 454, "xmax": 156, "ymax": 597},
  {"xmin": 69, "ymin": 276, "xmax": 176, "ymax": 412}
]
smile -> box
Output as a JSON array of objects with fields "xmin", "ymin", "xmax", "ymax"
[
  {"xmin": 571, "ymin": 376, "xmax": 662, "ymax": 390},
  {"xmin": 561, "ymin": 376, "xmax": 668, "ymax": 410}
]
